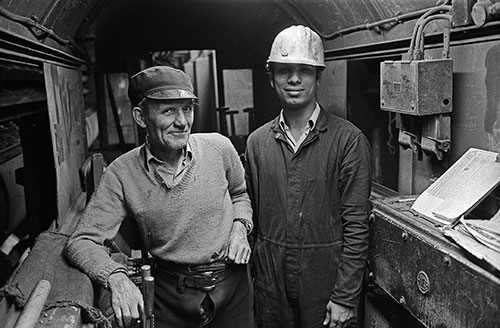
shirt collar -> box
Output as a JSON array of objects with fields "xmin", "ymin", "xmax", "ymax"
[
  {"xmin": 279, "ymin": 102, "xmax": 321, "ymax": 132},
  {"xmin": 143, "ymin": 135, "xmax": 192, "ymax": 171}
]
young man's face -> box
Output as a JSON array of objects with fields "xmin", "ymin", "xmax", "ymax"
[
  {"xmin": 271, "ymin": 63, "xmax": 319, "ymax": 111},
  {"xmin": 135, "ymin": 99, "xmax": 194, "ymax": 154}
]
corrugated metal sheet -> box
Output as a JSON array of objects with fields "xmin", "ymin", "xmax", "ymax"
[
  {"xmin": 0, "ymin": 0, "xmax": 446, "ymax": 57},
  {"xmin": 0, "ymin": 0, "xmax": 101, "ymax": 52},
  {"xmin": 284, "ymin": 0, "xmax": 439, "ymax": 37}
]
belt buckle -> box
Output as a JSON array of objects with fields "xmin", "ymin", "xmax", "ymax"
[{"xmin": 200, "ymin": 271, "xmax": 216, "ymax": 291}]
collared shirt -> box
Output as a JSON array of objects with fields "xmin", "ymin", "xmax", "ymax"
[
  {"xmin": 144, "ymin": 137, "xmax": 192, "ymax": 189},
  {"xmin": 279, "ymin": 103, "xmax": 321, "ymax": 153}
]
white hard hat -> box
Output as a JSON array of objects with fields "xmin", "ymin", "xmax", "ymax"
[{"xmin": 267, "ymin": 25, "xmax": 326, "ymax": 69}]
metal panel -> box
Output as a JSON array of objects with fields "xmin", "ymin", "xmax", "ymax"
[
  {"xmin": 223, "ymin": 69, "xmax": 253, "ymax": 136},
  {"xmin": 317, "ymin": 60, "xmax": 348, "ymax": 118},
  {"xmin": 364, "ymin": 297, "xmax": 392, "ymax": 328},
  {"xmin": 369, "ymin": 197, "xmax": 500, "ymax": 328},
  {"xmin": 452, "ymin": 0, "xmax": 476, "ymax": 27},
  {"xmin": 450, "ymin": 40, "xmax": 500, "ymax": 160},
  {"xmin": 36, "ymin": 306, "xmax": 83, "ymax": 328},
  {"xmin": 193, "ymin": 54, "xmax": 217, "ymax": 133}
]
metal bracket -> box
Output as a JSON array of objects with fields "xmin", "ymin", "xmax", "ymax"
[
  {"xmin": 421, "ymin": 136, "xmax": 450, "ymax": 160},
  {"xmin": 420, "ymin": 114, "xmax": 451, "ymax": 160},
  {"xmin": 427, "ymin": 136, "xmax": 450, "ymax": 152},
  {"xmin": 399, "ymin": 130, "xmax": 420, "ymax": 152}
]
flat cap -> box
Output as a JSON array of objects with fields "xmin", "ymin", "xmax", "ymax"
[{"xmin": 128, "ymin": 66, "xmax": 197, "ymax": 106}]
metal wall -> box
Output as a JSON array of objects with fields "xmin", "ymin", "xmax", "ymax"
[{"xmin": 451, "ymin": 40, "xmax": 500, "ymax": 158}]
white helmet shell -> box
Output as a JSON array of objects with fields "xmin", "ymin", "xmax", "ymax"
[{"xmin": 267, "ymin": 25, "xmax": 326, "ymax": 68}]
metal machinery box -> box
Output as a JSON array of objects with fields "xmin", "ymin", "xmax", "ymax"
[
  {"xmin": 380, "ymin": 59, "xmax": 453, "ymax": 116},
  {"xmin": 363, "ymin": 292, "xmax": 393, "ymax": 328},
  {"xmin": 369, "ymin": 196, "xmax": 500, "ymax": 328},
  {"xmin": 451, "ymin": 0, "xmax": 476, "ymax": 27}
]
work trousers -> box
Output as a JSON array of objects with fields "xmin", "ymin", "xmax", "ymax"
[
  {"xmin": 253, "ymin": 238, "xmax": 359, "ymax": 328},
  {"xmin": 154, "ymin": 261, "xmax": 254, "ymax": 328}
]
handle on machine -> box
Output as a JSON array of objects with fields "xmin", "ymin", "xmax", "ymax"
[{"xmin": 141, "ymin": 265, "xmax": 155, "ymax": 328}]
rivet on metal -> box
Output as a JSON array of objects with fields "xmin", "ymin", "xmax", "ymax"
[
  {"xmin": 443, "ymin": 255, "xmax": 451, "ymax": 266},
  {"xmin": 416, "ymin": 270, "xmax": 430, "ymax": 294}
]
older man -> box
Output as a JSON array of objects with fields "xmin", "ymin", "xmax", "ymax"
[
  {"xmin": 66, "ymin": 66, "xmax": 254, "ymax": 328},
  {"xmin": 245, "ymin": 26, "xmax": 372, "ymax": 328}
]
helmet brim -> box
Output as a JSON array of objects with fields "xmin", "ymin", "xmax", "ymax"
[{"xmin": 267, "ymin": 58, "xmax": 326, "ymax": 68}]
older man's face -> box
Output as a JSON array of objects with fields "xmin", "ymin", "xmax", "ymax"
[{"xmin": 141, "ymin": 99, "xmax": 194, "ymax": 154}]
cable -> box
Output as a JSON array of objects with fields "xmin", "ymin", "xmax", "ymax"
[
  {"xmin": 408, "ymin": 5, "xmax": 451, "ymax": 60},
  {"xmin": 280, "ymin": 0, "xmax": 438, "ymax": 40},
  {"xmin": 414, "ymin": 14, "xmax": 452, "ymax": 59},
  {"xmin": 285, "ymin": 1, "xmax": 453, "ymax": 42},
  {"xmin": 386, "ymin": 112, "xmax": 397, "ymax": 155},
  {"xmin": 323, "ymin": 7, "xmax": 433, "ymax": 40}
]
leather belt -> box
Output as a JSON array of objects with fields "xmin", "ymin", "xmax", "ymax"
[{"xmin": 156, "ymin": 260, "xmax": 232, "ymax": 293}]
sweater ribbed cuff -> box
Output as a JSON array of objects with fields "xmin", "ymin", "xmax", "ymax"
[{"xmin": 97, "ymin": 261, "xmax": 128, "ymax": 288}]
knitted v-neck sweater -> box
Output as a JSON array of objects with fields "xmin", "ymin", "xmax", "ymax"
[{"xmin": 65, "ymin": 133, "xmax": 252, "ymax": 286}]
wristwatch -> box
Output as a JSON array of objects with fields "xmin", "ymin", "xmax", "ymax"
[
  {"xmin": 233, "ymin": 218, "xmax": 253, "ymax": 235},
  {"xmin": 106, "ymin": 267, "xmax": 129, "ymax": 289}
]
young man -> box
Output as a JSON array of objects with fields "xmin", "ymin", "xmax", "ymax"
[
  {"xmin": 245, "ymin": 25, "xmax": 372, "ymax": 328},
  {"xmin": 66, "ymin": 66, "xmax": 254, "ymax": 328}
]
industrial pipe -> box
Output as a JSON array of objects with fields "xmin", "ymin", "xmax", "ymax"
[
  {"xmin": 471, "ymin": 0, "xmax": 500, "ymax": 26},
  {"xmin": 0, "ymin": 5, "xmax": 70, "ymax": 45}
]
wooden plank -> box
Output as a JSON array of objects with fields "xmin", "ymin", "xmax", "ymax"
[
  {"xmin": 49, "ymin": 192, "xmax": 85, "ymax": 235},
  {"xmin": 14, "ymin": 280, "xmax": 51, "ymax": 328},
  {"xmin": 43, "ymin": 63, "xmax": 86, "ymax": 224},
  {"xmin": 2, "ymin": 303, "xmax": 21, "ymax": 328}
]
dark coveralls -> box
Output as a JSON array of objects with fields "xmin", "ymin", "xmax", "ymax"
[{"xmin": 245, "ymin": 108, "xmax": 372, "ymax": 327}]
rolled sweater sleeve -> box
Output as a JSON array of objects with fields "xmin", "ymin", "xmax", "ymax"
[
  {"xmin": 219, "ymin": 136, "xmax": 253, "ymax": 225},
  {"xmin": 65, "ymin": 163, "xmax": 129, "ymax": 287},
  {"xmin": 330, "ymin": 132, "xmax": 372, "ymax": 307}
]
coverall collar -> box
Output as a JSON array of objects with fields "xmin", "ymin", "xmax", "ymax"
[{"xmin": 271, "ymin": 105, "xmax": 328, "ymax": 136}]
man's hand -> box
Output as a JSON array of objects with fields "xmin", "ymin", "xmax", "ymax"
[
  {"xmin": 108, "ymin": 272, "xmax": 144, "ymax": 328},
  {"xmin": 323, "ymin": 301, "xmax": 354, "ymax": 328},
  {"xmin": 227, "ymin": 220, "xmax": 251, "ymax": 264}
]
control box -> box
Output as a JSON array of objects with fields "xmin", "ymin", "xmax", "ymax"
[{"xmin": 380, "ymin": 58, "xmax": 453, "ymax": 116}]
